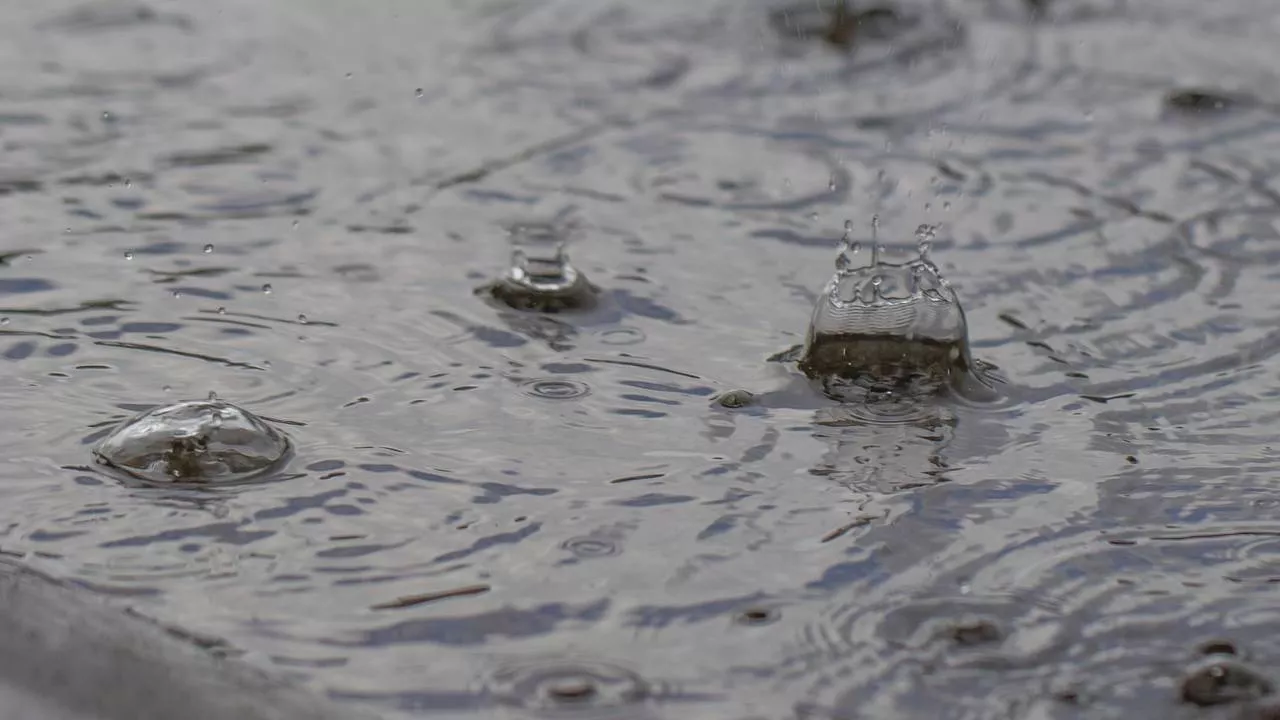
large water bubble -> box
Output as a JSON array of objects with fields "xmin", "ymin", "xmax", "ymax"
[
  {"xmin": 799, "ymin": 221, "xmax": 993, "ymax": 402},
  {"xmin": 480, "ymin": 243, "xmax": 599, "ymax": 313},
  {"xmin": 92, "ymin": 399, "xmax": 293, "ymax": 486}
]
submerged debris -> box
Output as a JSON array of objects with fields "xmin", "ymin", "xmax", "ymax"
[
  {"xmin": 93, "ymin": 398, "xmax": 292, "ymax": 485},
  {"xmin": 769, "ymin": 0, "xmax": 917, "ymax": 50}
]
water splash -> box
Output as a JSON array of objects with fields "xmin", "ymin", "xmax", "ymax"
[
  {"xmin": 799, "ymin": 220, "xmax": 992, "ymax": 402},
  {"xmin": 481, "ymin": 243, "xmax": 599, "ymax": 313},
  {"xmin": 92, "ymin": 399, "xmax": 293, "ymax": 486}
]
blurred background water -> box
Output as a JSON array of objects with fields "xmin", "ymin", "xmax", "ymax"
[{"xmin": 3, "ymin": 0, "xmax": 1280, "ymax": 717}]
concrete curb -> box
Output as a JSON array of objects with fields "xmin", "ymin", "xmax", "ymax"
[{"xmin": 0, "ymin": 558, "xmax": 379, "ymax": 720}]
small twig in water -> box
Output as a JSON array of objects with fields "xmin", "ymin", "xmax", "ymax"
[{"xmin": 370, "ymin": 583, "xmax": 490, "ymax": 610}]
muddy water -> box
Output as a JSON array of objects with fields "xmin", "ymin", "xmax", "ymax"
[{"xmin": 2, "ymin": 0, "xmax": 1280, "ymax": 717}]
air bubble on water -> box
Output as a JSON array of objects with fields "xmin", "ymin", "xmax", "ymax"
[
  {"xmin": 297, "ymin": 313, "xmax": 308, "ymax": 325},
  {"xmin": 124, "ymin": 251, "xmax": 134, "ymax": 260},
  {"xmin": 262, "ymin": 284, "xmax": 273, "ymax": 294},
  {"xmin": 203, "ymin": 244, "xmax": 214, "ymax": 254}
]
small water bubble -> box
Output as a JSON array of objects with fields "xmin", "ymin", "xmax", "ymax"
[
  {"xmin": 203, "ymin": 244, "xmax": 214, "ymax": 254},
  {"xmin": 262, "ymin": 284, "xmax": 273, "ymax": 294},
  {"xmin": 123, "ymin": 251, "xmax": 134, "ymax": 260},
  {"xmin": 297, "ymin": 313, "xmax": 308, "ymax": 325}
]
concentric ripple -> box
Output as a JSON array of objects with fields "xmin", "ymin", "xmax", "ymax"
[
  {"xmin": 520, "ymin": 378, "xmax": 593, "ymax": 401},
  {"xmin": 484, "ymin": 656, "xmax": 655, "ymax": 717}
]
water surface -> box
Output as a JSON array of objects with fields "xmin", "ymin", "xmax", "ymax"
[{"xmin": 2, "ymin": 0, "xmax": 1280, "ymax": 718}]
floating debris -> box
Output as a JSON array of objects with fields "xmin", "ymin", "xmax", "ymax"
[
  {"xmin": 370, "ymin": 583, "xmax": 490, "ymax": 611},
  {"xmin": 479, "ymin": 244, "xmax": 599, "ymax": 313},
  {"xmin": 93, "ymin": 399, "xmax": 292, "ymax": 485},
  {"xmin": 1180, "ymin": 655, "xmax": 1274, "ymax": 707}
]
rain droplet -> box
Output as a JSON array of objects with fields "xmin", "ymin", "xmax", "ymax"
[
  {"xmin": 101, "ymin": 110, "xmax": 111, "ymax": 121},
  {"xmin": 216, "ymin": 306, "xmax": 226, "ymax": 315},
  {"xmin": 297, "ymin": 313, "xmax": 308, "ymax": 325},
  {"xmin": 828, "ymin": 176, "xmax": 838, "ymax": 192},
  {"xmin": 915, "ymin": 223, "xmax": 937, "ymax": 257},
  {"xmin": 262, "ymin": 284, "xmax": 273, "ymax": 294},
  {"xmin": 123, "ymin": 251, "xmax": 134, "ymax": 260},
  {"xmin": 0, "ymin": 317, "xmax": 9, "ymax": 326},
  {"xmin": 203, "ymin": 244, "xmax": 214, "ymax": 254},
  {"xmin": 162, "ymin": 385, "xmax": 171, "ymax": 393},
  {"xmin": 92, "ymin": 399, "xmax": 292, "ymax": 486},
  {"xmin": 415, "ymin": 87, "xmax": 424, "ymax": 97}
]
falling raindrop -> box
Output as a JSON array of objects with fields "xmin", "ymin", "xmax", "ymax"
[
  {"xmin": 203, "ymin": 244, "xmax": 214, "ymax": 254},
  {"xmin": 216, "ymin": 306, "xmax": 226, "ymax": 315},
  {"xmin": 915, "ymin": 223, "xmax": 937, "ymax": 258},
  {"xmin": 415, "ymin": 87, "xmax": 424, "ymax": 98},
  {"xmin": 123, "ymin": 251, "xmax": 134, "ymax": 260},
  {"xmin": 0, "ymin": 317, "xmax": 9, "ymax": 326},
  {"xmin": 171, "ymin": 289, "xmax": 182, "ymax": 299},
  {"xmin": 262, "ymin": 284, "xmax": 273, "ymax": 294}
]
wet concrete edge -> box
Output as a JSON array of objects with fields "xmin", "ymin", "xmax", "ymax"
[{"xmin": 0, "ymin": 557, "xmax": 380, "ymax": 720}]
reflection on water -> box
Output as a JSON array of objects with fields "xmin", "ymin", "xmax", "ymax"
[{"xmin": 3, "ymin": 0, "xmax": 1280, "ymax": 717}]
